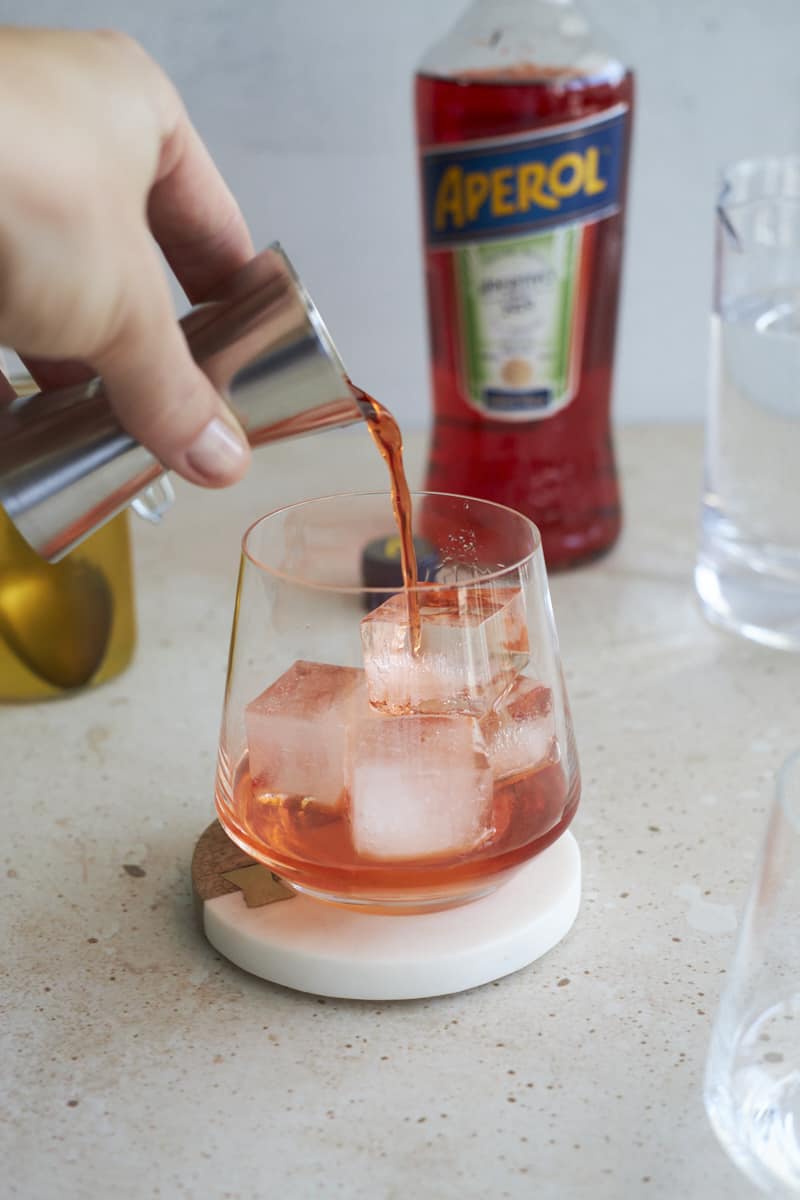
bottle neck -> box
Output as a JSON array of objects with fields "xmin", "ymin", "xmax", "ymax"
[{"xmin": 419, "ymin": 0, "xmax": 624, "ymax": 86}]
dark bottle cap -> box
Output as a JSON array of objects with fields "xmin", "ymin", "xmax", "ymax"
[{"xmin": 361, "ymin": 534, "xmax": 439, "ymax": 611}]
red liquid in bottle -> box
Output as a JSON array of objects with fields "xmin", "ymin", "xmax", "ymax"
[{"xmin": 416, "ymin": 68, "xmax": 634, "ymax": 568}]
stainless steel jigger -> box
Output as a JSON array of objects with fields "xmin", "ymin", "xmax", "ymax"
[{"xmin": 0, "ymin": 244, "xmax": 368, "ymax": 561}]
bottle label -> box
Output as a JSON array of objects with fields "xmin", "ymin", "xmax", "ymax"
[
  {"xmin": 421, "ymin": 105, "xmax": 628, "ymax": 419},
  {"xmin": 455, "ymin": 227, "xmax": 585, "ymax": 418}
]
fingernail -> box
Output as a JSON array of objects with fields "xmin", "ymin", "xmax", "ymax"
[{"xmin": 185, "ymin": 416, "xmax": 249, "ymax": 483}]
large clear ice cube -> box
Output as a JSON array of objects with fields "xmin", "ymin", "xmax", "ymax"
[
  {"xmin": 360, "ymin": 585, "xmax": 529, "ymax": 717},
  {"xmin": 347, "ymin": 714, "xmax": 493, "ymax": 860},
  {"xmin": 480, "ymin": 677, "xmax": 557, "ymax": 782},
  {"xmin": 245, "ymin": 660, "xmax": 365, "ymax": 808}
]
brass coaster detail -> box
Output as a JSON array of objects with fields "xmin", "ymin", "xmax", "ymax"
[{"xmin": 191, "ymin": 820, "xmax": 294, "ymax": 916}]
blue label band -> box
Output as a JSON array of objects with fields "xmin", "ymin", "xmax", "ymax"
[
  {"xmin": 422, "ymin": 105, "xmax": 628, "ymax": 248},
  {"xmin": 483, "ymin": 387, "xmax": 554, "ymax": 413}
]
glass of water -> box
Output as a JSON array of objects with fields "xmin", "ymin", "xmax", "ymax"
[
  {"xmin": 704, "ymin": 751, "xmax": 800, "ymax": 1195},
  {"xmin": 695, "ymin": 156, "xmax": 800, "ymax": 649}
]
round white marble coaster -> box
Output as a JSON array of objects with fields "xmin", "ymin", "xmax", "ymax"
[{"xmin": 192, "ymin": 822, "xmax": 580, "ymax": 1001}]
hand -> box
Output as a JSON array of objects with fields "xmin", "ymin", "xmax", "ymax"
[{"xmin": 0, "ymin": 27, "xmax": 253, "ymax": 486}]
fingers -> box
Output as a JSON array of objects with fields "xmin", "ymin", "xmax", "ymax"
[
  {"xmin": 20, "ymin": 357, "xmax": 94, "ymax": 391},
  {"xmin": 149, "ymin": 117, "xmax": 254, "ymax": 303},
  {"xmin": 92, "ymin": 234, "xmax": 251, "ymax": 486},
  {"xmin": 0, "ymin": 28, "xmax": 256, "ymax": 488}
]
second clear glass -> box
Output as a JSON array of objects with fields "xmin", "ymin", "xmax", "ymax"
[
  {"xmin": 705, "ymin": 751, "xmax": 800, "ymax": 1196},
  {"xmin": 696, "ymin": 156, "xmax": 800, "ymax": 650}
]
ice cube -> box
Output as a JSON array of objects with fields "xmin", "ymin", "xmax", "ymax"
[
  {"xmin": 360, "ymin": 585, "xmax": 529, "ymax": 717},
  {"xmin": 347, "ymin": 714, "xmax": 493, "ymax": 861},
  {"xmin": 245, "ymin": 660, "xmax": 365, "ymax": 809},
  {"xmin": 480, "ymin": 677, "xmax": 557, "ymax": 782}
]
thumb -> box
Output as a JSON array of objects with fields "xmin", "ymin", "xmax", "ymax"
[{"xmin": 95, "ymin": 236, "xmax": 251, "ymax": 487}]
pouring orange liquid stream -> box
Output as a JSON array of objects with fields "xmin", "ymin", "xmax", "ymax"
[{"xmin": 350, "ymin": 384, "xmax": 421, "ymax": 651}]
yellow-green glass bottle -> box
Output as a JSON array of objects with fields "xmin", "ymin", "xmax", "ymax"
[{"xmin": 0, "ymin": 376, "xmax": 136, "ymax": 701}]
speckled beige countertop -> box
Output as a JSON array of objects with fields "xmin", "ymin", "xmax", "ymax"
[{"xmin": 3, "ymin": 426, "xmax": 795, "ymax": 1200}]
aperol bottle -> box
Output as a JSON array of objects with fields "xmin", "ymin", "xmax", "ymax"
[{"xmin": 416, "ymin": 0, "xmax": 634, "ymax": 568}]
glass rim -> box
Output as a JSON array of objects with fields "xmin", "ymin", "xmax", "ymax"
[
  {"xmin": 718, "ymin": 153, "xmax": 800, "ymax": 203},
  {"xmin": 240, "ymin": 489, "xmax": 542, "ymax": 595}
]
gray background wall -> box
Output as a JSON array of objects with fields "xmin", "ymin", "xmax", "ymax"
[{"xmin": 4, "ymin": 1, "xmax": 800, "ymax": 427}]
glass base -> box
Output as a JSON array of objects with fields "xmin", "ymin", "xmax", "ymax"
[
  {"xmin": 705, "ymin": 998, "xmax": 800, "ymax": 1196},
  {"xmin": 695, "ymin": 552, "xmax": 800, "ymax": 652},
  {"xmin": 287, "ymin": 876, "xmax": 501, "ymax": 916}
]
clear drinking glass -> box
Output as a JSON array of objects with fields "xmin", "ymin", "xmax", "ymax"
[
  {"xmin": 695, "ymin": 156, "xmax": 800, "ymax": 650},
  {"xmin": 214, "ymin": 491, "xmax": 580, "ymax": 913},
  {"xmin": 705, "ymin": 752, "xmax": 800, "ymax": 1195}
]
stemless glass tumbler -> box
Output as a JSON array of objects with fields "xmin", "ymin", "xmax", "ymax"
[
  {"xmin": 696, "ymin": 156, "xmax": 800, "ymax": 650},
  {"xmin": 214, "ymin": 492, "xmax": 580, "ymax": 912},
  {"xmin": 705, "ymin": 752, "xmax": 800, "ymax": 1196}
]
